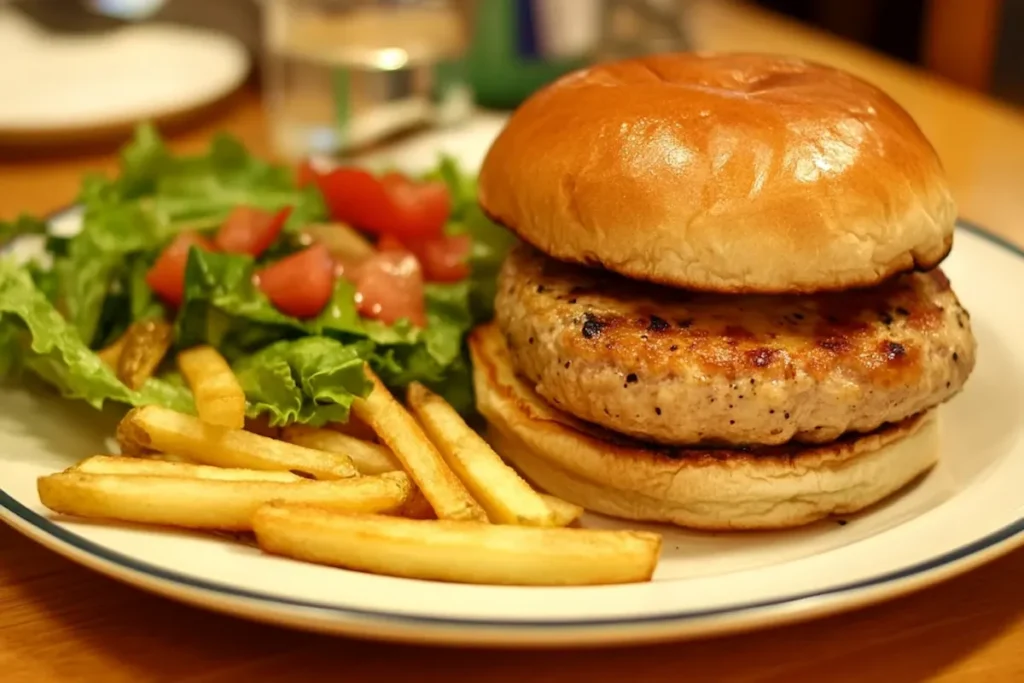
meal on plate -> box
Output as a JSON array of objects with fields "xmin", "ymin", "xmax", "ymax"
[
  {"xmin": 0, "ymin": 119, "xmax": 659, "ymax": 586},
  {"xmin": 472, "ymin": 52, "xmax": 977, "ymax": 530},
  {"xmin": 0, "ymin": 51, "xmax": 978, "ymax": 586}
]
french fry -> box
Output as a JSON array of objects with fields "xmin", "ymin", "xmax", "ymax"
[
  {"xmin": 483, "ymin": 426, "xmax": 586, "ymax": 527},
  {"xmin": 253, "ymin": 504, "xmax": 663, "ymax": 585},
  {"xmin": 115, "ymin": 417, "xmax": 158, "ymax": 457},
  {"xmin": 119, "ymin": 406, "xmax": 358, "ymax": 479},
  {"xmin": 117, "ymin": 320, "xmax": 174, "ymax": 390},
  {"xmin": 38, "ymin": 471, "xmax": 412, "ymax": 531},
  {"xmin": 539, "ymin": 494, "xmax": 584, "ymax": 527},
  {"xmin": 72, "ymin": 456, "xmax": 304, "ymax": 483},
  {"xmin": 97, "ymin": 335, "xmax": 127, "ymax": 369},
  {"xmin": 326, "ymin": 416, "xmax": 379, "ymax": 442},
  {"xmin": 140, "ymin": 452, "xmax": 194, "ymax": 464},
  {"xmin": 282, "ymin": 424, "xmax": 580, "ymax": 524},
  {"xmin": 352, "ymin": 370, "xmax": 486, "ymax": 522},
  {"xmin": 407, "ymin": 382, "xmax": 555, "ymax": 527},
  {"xmin": 177, "ymin": 345, "xmax": 246, "ymax": 429},
  {"xmin": 398, "ymin": 489, "xmax": 437, "ymax": 520},
  {"xmin": 281, "ymin": 425, "xmax": 400, "ymax": 476}
]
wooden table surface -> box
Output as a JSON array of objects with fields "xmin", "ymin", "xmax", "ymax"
[{"xmin": 2, "ymin": 2, "xmax": 1024, "ymax": 681}]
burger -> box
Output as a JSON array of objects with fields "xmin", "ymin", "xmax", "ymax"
[{"xmin": 467, "ymin": 52, "xmax": 977, "ymax": 530}]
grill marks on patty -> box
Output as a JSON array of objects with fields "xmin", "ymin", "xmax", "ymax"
[
  {"xmin": 496, "ymin": 244, "xmax": 976, "ymax": 446},
  {"xmin": 533, "ymin": 260, "xmax": 946, "ymax": 387}
]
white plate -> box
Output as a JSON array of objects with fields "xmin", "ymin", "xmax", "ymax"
[
  {"xmin": 2, "ymin": 122, "xmax": 1023, "ymax": 648},
  {"xmin": 0, "ymin": 7, "xmax": 249, "ymax": 141}
]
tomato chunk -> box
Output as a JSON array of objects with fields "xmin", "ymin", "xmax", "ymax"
[
  {"xmin": 415, "ymin": 234, "xmax": 471, "ymax": 283},
  {"xmin": 257, "ymin": 244, "xmax": 335, "ymax": 318},
  {"xmin": 376, "ymin": 234, "xmax": 406, "ymax": 253},
  {"xmin": 377, "ymin": 233, "xmax": 471, "ymax": 283},
  {"xmin": 146, "ymin": 232, "xmax": 216, "ymax": 308},
  {"xmin": 296, "ymin": 160, "xmax": 319, "ymax": 188},
  {"xmin": 215, "ymin": 205, "xmax": 292, "ymax": 257},
  {"xmin": 309, "ymin": 167, "xmax": 451, "ymax": 241},
  {"xmin": 352, "ymin": 249, "xmax": 427, "ymax": 327}
]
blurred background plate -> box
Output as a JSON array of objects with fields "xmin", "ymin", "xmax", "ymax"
[{"xmin": 0, "ymin": 5, "xmax": 250, "ymax": 148}]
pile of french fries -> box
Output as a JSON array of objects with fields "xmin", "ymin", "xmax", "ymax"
[{"xmin": 39, "ymin": 344, "xmax": 663, "ymax": 586}]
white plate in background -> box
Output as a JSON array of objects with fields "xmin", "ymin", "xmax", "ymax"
[{"xmin": 0, "ymin": 6, "xmax": 249, "ymax": 143}]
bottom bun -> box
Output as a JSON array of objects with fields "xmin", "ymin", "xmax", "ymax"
[{"xmin": 470, "ymin": 323, "xmax": 940, "ymax": 531}]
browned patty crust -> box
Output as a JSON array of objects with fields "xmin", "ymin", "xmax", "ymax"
[{"xmin": 496, "ymin": 244, "xmax": 976, "ymax": 446}]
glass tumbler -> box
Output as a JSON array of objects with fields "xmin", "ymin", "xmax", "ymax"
[{"xmin": 262, "ymin": 0, "xmax": 473, "ymax": 161}]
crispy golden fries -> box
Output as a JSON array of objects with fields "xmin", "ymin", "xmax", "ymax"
[
  {"xmin": 407, "ymin": 382, "xmax": 555, "ymax": 527},
  {"xmin": 73, "ymin": 456, "xmax": 304, "ymax": 483},
  {"xmin": 253, "ymin": 504, "xmax": 662, "ymax": 585},
  {"xmin": 117, "ymin": 320, "xmax": 174, "ymax": 390},
  {"xmin": 177, "ymin": 345, "xmax": 246, "ymax": 429},
  {"xmin": 97, "ymin": 335, "xmax": 127, "ymax": 369},
  {"xmin": 326, "ymin": 416, "xmax": 379, "ymax": 442},
  {"xmin": 398, "ymin": 489, "xmax": 437, "ymax": 520},
  {"xmin": 40, "ymin": 345, "xmax": 662, "ymax": 587},
  {"xmin": 284, "ymin": 419, "xmax": 581, "ymax": 525},
  {"xmin": 539, "ymin": 494, "xmax": 585, "ymax": 527},
  {"xmin": 301, "ymin": 223, "xmax": 375, "ymax": 264},
  {"xmin": 352, "ymin": 370, "xmax": 486, "ymax": 522},
  {"xmin": 115, "ymin": 416, "xmax": 158, "ymax": 457},
  {"xmin": 140, "ymin": 452, "xmax": 194, "ymax": 464},
  {"xmin": 482, "ymin": 426, "xmax": 586, "ymax": 527},
  {"xmin": 120, "ymin": 406, "xmax": 358, "ymax": 479},
  {"xmin": 281, "ymin": 425, "xmax": 400, "ymax": 476},
  {"xmin": 39, "ymin": 471, "xmax": 412, "ymax": 531}
]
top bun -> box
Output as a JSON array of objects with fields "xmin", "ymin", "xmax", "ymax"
[{"xmin": 477, "ymin": 52, "xmax": 957, "ymax": 293}]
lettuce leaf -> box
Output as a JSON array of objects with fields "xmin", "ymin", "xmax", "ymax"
[
  {"xmin": 2, "ymin": 126, "xmax": 514, "ymax": 424},
  {"xmin": 87, "ymin": 124, "xmax": 326, "ymax": 230},
  {"xmin": 52, "ymin": 124, "xmax": 329, "ymax": 348},
  {"xmin": 175, "ymin": 249, "xmax": 300, "ymax": 359},
  {"xmin": 175, "ymin": 248, "xmax": 477, "ymax": 411},
  {"xmin": 232, "ymin": 337, "xmax": 373, "ymax": 427},
  {"xmin": 0, "ymin": 214, "xmax": 48, "ymax": 249},
  {"xmin": 0, "ymin": 259, "xmax": 194, "ymax": 414}
]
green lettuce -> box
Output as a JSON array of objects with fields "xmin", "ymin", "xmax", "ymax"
[
  {"xmin": 1, "ymin": 124, "xmax": 515, "ymax": 424},
  {"xmin": 52, "ymin": 124, "xmax": 329, "ymax": 348},
  {"xmin": 175, "ymin": 248, "xmax": 478, "ymax": 412},
  {"xmin": 88, "ymin": 124, "xmax": 326, "ymax": 229},
  {"xmin": 175, "ymin": 249, "xmax": 300, "ymax": 359},
  {"xmin": 0, "ymin": 214, "xmax": 49, "ymax": 249},
  {"xmin": 233, "ymin": 337, "xmax": 373, "ymax": 427},
  {"xmin": 0, "ymin": 259, "xmax": 194, "ymax": 413}
]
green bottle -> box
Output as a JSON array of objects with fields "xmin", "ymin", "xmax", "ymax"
[{"xmin": 467, "ymin": 0, "xmax": 592, "ymax": 110}]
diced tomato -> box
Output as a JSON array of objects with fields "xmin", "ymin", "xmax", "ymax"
[
  {"xmin": 378, "ymin": 233, "xmax": 471, "ymax": 283},
  {"xmin": 376, "ymin": 234, "xmax": 406, "ymax": 253},
  {"xmin": 146, "ymin": 232, "xmax": 216, "ymax": 307},
  {"xmin": 214, "ymin": 205, "xmax": 292, "ymax": 257},
  {"xmin": 296, "ymin": 160, "xmax": 319, "ymax": 188},
  {"xmin": 352, "ymin": 249, "xmax": 427, "ymax": 327},
  {"xmin": 257, "ymin": 244, "xmax": 335, "ymax": 318},
  {"xmin": 308, "ymin": 167, "xmax": 451, "ymax": 241},
  {"xmin": 379, "ymin": 173, "xmax": 451, "ymax": 241},
  {"xmin": 416, "ymin": 234, "xmax": 471, "ymax": 283}
]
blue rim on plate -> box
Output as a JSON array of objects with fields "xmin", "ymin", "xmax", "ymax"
[{"xmin": 0, "ymin": 217, "xmax": 1021, "ymax": 635}]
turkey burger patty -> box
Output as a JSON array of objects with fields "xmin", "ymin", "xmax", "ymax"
[{"xmin": 496, "ymin": 244, "xmax": 976, "ymax": 447}]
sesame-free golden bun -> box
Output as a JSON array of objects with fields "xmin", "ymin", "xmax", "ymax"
[
  {"xmin": 470, "ymin": 323, "xmax": 940, "ymax": 530},
  {"xmin": 477, "ymin": 52, "xmax": 957, "ymax": 294}
]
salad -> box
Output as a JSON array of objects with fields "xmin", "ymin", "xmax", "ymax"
[{"xmin": 0, "ymin": 125, "xmax": 516, "ymax": 427}]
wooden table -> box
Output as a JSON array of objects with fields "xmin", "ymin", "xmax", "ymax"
[{"xmin": 2, "ymin": 1, "xmax": 1024, "ymax": 681}]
